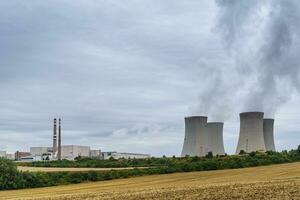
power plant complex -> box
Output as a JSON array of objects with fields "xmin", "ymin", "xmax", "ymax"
[
  {"xmin": 0, "ymin": 118, "xmax": 150, "ymax": 161},
  {"xmin": 182, "ymin": 112, "xmax": 276, "ymax": 157},
  {"xmin": 0, "ymin": 111, "xmax": 277, "ymax": 161}
]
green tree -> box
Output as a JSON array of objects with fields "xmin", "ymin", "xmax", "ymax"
[
  {"xmin": 249, "ymin": 151, "xmax": 256, "ymax": 157},
  {"xmin": 297, "ymin": 145, "xmax": 300, "ymax": 155},
  {"xmin": 239, "ymin": 150, "xmax": 246, "ymax": 155},
  {"xmin": 0, "ymin": 157, "xmax": 21, "ymax": 189},
  {"xmin": 205, "ymin": 152, "xmax": 213, "ymax": 159}
]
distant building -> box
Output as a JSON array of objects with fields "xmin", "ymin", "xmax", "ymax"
[
  {"xmin": 30, "ymin": 145, "xmax": 91, "ymax": 160},
  {"xmin": 20, "ymin": 155, "xmax": 42, "ymax": 162},
  {"xmin": 6, "ymin": 153, "xmax": 15, "ymax": 160},
  {"xmin": 30, "ymin": 147, "xmax": 53, "ymax": 156},
  {"xmin": 61, "ymin": 145, "xmax": 90, "ymax": 160},
  {"xmin": 15, "ymin": 151, "xmax": 31, "ymax": 161},
  {"xmin": 28, "ymin": 145, "xmax": 150, "ymax": 161},
  {"xmin": 0, "ymin": 151, "xmax": 6, "ymax": 158},
  {"xmin": 90, "ymin": 149, "xmax": 102, "ymax": 159},
  {"xmin": 102, "ymin": 152, "xmax": 151, "ymax": 160}
]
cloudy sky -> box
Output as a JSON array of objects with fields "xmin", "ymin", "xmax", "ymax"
[{"xmin": 1, "ymin": 0, "xmax": 300, "ymax": 156}]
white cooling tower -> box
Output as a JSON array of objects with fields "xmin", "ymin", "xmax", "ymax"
[
  {"xmin": 181, "ymin": 116, "xmax": 208, "ymax": 157},
  {"xmin": 236, "ymin": 112, "xmax": 266, "ymax": 154},
  {"xmin": 206, "ymin": 122, "xmax": 225, "ymax": 156},
  {"xmin": 263, "ymin": 119, "xmax": 276, "ymax": 152}
]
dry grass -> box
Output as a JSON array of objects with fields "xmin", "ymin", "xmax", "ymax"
[
  {"xmin": 17, "ymin": 166, "xmax": 145, "ymax": 172},
  {"xmin": 3, "ymin": 162, "xmax": 300, "ymax": 200}
]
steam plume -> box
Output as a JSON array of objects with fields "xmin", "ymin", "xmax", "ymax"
[{"xmin": 196, "ymin": 0, "xmax": 300, "ymax": 119}]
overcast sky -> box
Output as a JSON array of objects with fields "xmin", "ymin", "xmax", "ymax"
[{"xmin": 1, "ymin": 0, "xmax": 300, "ymax": 156}]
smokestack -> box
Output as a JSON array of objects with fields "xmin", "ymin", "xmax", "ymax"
[
  {"xmin": 206, "ymin": 122, "xmax": 225, "ymax": 156},
  {"xmin": 58, "ymin": 118, "xmax": 62, "ymax": 160},
  {"xmin": 53, "ymin": 118, "xmax": 57, "ymax": 155},
  {"xmin": 263, "ymin": 119, "xmax": 276, "ymax": 151},
  {"xmin": 236, "ymin": 112, "xmax": 266, "ymax": 154},
  {"xmin": 181, "ymin": 116, "xmax": 209, "ymax": 157}
]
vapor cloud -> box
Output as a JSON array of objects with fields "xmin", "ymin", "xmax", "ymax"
[{"xmin": 213, "ymin": 0, "xmax": 300, "ymax": 117}]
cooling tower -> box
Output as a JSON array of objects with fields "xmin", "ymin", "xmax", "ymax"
[
  {"xmin": 181, "ymin": 116, "xmax": 209, "ymax": 157},
  {"xmin": 206, "ymin": 122, "xmax": 225, "ymax": 156},
  {"xmin": 236, "ymin": 112, "xmax": 266, "ymax": 154},
  {"xmin": 263, "ymin": 119, "xmax": 276, "ymax": 151}
]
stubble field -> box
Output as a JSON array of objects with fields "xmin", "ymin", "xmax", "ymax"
[
  {"xmin": 2, "ymin": 162, "xmax": 300, "ymax": 200},
  {"xmin": 17, "ymin": 166, "xmax": 146, "ymax": 172}
]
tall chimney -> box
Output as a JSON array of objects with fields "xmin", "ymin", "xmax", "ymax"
[
  {"xmin": 58, "ymin": 118, "xmax": 62, "ymax": 160},
  {"xmin": 53, "ymin": 118, "xmax": 57, "ymax": 155}
]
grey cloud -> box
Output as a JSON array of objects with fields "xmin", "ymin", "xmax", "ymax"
[
  {"xmin": 0, "ymin": 1, "xmax": 299, "ymax": 156},
  {"xmin": 0, "ymin": 0, "xmax": 216, "ymax": 155}
]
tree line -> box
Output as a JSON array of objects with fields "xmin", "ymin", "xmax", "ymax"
[{"xmin": 2, "ymin": 146, "xmax": 300, "ymax": 190}]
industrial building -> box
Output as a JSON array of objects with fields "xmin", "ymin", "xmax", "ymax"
[
  {"xmin": 0, "ymin": 151, "xmax": 16, "ymax": 160},
  {"xmin": 29, "ymin": 148, "xmax": 149, "ymax": 160},
  {"xmin": 27, "ymin": 118, "xmax": 88, "ymax": 161},
  {"xmin": 19, "ymin": 155, "xmax": 43, "ymax": 162},
  {"xmin": 206, "ymin": 122, "xmax": 225, "ymax": 156},
  {"xmin": 263, "ymin": 119, "xmax": 276, "ymax": 151},
  {"xmin": 61, "ymin": 145, "xmax": 90, "ymax": 160},
  {"xmin": 22, "ymin": 119, "xmax": 151, "ymax": 161},
  {"xmin": 0, "ymin": 151, "xmax": 6, "ymax": 158},
  {"xmin": 90, "ymin": 149, "xmax": 102, "ymax": 158},
  {"xmin": 15, "ymin": 151, "xmax": 31, "ymax": 161},
  {"xmin": 102, "ymin": 152, "xmax": 151, "ymax": 160},
  {"xmin": 236, "ymin": 112, "xmax": 267, "ymax": 154},
  {"xmin": 30, "ymin": 145, "xmax": 91, "ymax": 160},
  {"xmin": 30, "ymin": 147, "xmax": 52, "ymax": 156},
  {"xmin": 1, "ymin": 117, "xmax": 152, "ymax": 162}
]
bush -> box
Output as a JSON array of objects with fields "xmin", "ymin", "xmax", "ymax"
[
  {"xmin": 205, "ymin": 152, "xmax": 213, "ymax": 159},
  {"xmin": 239, "ymin": 150, "xmax": 246, "ymax": 155},
  {"xmin": 0, "ymin": 157, "xmax": 21, "ymax": 190}
]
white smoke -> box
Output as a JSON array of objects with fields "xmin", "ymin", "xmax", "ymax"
[{"xmin": 196, "ymin": 0, "xmax": 300, "ymax": 120}]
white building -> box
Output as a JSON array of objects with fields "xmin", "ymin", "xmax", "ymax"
[
  {"xmin": 30, "ymin": 147, "xmax": 53, "ymax": 156},
  {"xmin": 6, "ymin": 153, "xmax": 15, "ymax": 160},
  {"xmin": 61, "ymin": 145, "xmax": 90, "ymax": 160},
  {"xmin": 30, "ymin": 145, "xmax": 91, "ymax": 160},
  {"xmin": 90, "ymin": 149, "xmax": 101, "ymax": 158},
  {"xmin": 20, "ymin": 155, "xmax": 43, "ymax": 162},
  {"xmin": 0, "ymin": 151, "xmax": 6, "ymax": 158},
  {"xmin": 102, "ymin": 152, "xmax": 151, "ymax": 160}
]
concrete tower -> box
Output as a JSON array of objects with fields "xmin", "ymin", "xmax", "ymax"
[
  {"xmin": 58, "ymin": 118, "xmax": 62, "ymax": 160},
  {"xmin": 181, "ymin": 116, "xmax": 209, "ymax": 157},
  {"xmin": 236, "ymin": 112, "xmax": 266, "ymax": 154},
  {"xmin": 53, "ymin": 118, "xmax": 57, "ymax": 155},
  {"xmin": 263, "ymin": 119, "xmax": 276, "ymax": 151},
  {"xmin": 206, "ymin": 122, "xmax": 225, "ymax": 156}
]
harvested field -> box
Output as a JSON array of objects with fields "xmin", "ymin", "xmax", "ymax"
[
  {"xmin": 17, "ymin": 166, "xmax": 145, "ymax": 172},
  {"xmin": 3, "ymin": 162, "xmax": 300, "ymax": 200}
]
